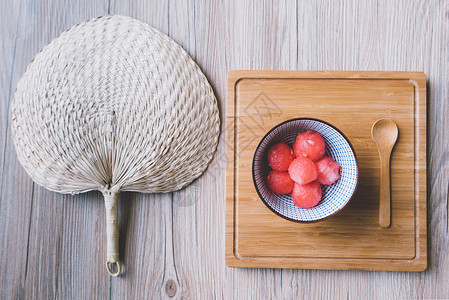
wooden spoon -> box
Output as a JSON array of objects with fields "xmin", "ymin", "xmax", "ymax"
[{"xmin": 371, "ymin": 119, "xmax": 399, "ymax": 228}]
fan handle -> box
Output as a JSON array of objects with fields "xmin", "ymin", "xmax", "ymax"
[{"xmin": 103, "ymin": 188, "xmax": 121, "ymax": 276}]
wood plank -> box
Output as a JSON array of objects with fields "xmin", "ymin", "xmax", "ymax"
[
  {"xmin": 166, "ymin": 0, "xmax": 228, "ymax": 298},
  {"xmin": 0, "ymin": 1, "xmax": 32, "ymax": 298},
  {"xmin": 105, "ymin": 1, "xmax": 178, "ymax": 299},
  {"xmin": 0, "ymin": 0, "xmax": 111, "ymax": 298},
  {"xmin": 165, "ymin": 1, "xmax": 197, "ymax": 295},
  {"xmin": 0, "ymin": 0, "xmax": 448, "ymax": 298},
  {"xmin": 223, "ymin": 1, "xmax": 300, "ymax": 298},
  {"xmin": 22, "ymin": 0, "xmax": 112, "ymax": 295}
]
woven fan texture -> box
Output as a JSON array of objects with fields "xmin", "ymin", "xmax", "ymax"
[{"xmin": 10, "ymin": 15, "xmax": 220, "ymax": 275}]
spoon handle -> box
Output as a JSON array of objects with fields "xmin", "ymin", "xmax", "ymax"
[{"xmin": 379, "ymin": 152, "xmax": 392, "ymax": 228}]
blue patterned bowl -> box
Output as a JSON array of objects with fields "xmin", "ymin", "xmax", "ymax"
[{"xmin": 252, "ymin": 118, "xmax": 358, "ymax": 222}]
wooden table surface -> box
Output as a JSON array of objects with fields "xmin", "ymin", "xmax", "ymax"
[{"xmin": 1, "ymin": 0, "xmax": 448, "ymax": 299}]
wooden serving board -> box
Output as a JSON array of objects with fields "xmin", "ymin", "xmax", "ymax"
[{"xmin": 225, "ymin": 71, "xmax": 427, "ymax": 271}]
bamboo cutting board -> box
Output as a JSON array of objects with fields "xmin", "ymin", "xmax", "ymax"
[{"xmin": 226, "ymin": 71, "xmax": 427, "ymax": 271}]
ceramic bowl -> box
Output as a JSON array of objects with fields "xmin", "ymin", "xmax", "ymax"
[{"xmin": 252, "ymin": 118, "xmax": 358, "ymax": 222}]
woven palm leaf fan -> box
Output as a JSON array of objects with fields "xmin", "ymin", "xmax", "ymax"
[{"xmin": 10, "ymin": 15, "xmax": 220, "ymax": 276}]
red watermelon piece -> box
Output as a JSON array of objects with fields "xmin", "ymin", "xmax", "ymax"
[
  {"xmin": 267, "ymin": 142, "xmax": 295, "ymax": 171},
  {"xmin": 316, "ymin": 156, "xmax": 341, "ymax": 185},
  {"xmin": 293, "ymin": 130, "xmax": 325, "ymax": 162},
  {"xmin": 267, "ymin": 170, "xmax": 294, "ymax": 194},
  {"xmin": 291, "ymin": 181, "xmax": 322, "ymax": 209},
  {"xmin": 288, "ymin": 156, "xmax": 318, "ymax": 185}
]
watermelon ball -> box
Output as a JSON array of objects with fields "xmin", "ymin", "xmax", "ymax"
[
  {"xmin": 316, "ymin": 156, "xmax": 341, "ymax": 185},
  {"xmin": 267, "ymin": 170, "xmax": 294, "ymax": 194},
  {"xmin": 291, "ymin": 181, "xmax": 322, "ymax": 209},
  {"xmin": 293, "ymin": 130, "xmax": 326, "ymax": 162},
  {"xmin": 288, "ymin": 156, "xmax": 318, "ymax": 185},
  {"xmin": 267, "ymin": 142, "xmax": 295, "ymax": 171}
]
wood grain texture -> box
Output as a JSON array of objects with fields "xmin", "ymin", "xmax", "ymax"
[
  {"xmin": 225, "ymin": 71, "xmax": 426, "ymax": 271},
  {"xmin": 0, "ymin": 0, "xmax": 448, "ymax": 298}
]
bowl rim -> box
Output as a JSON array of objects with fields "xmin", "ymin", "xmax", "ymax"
[{"xmin": 251, "ymin": 117, "xmax": 359, "ymax": 223}]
